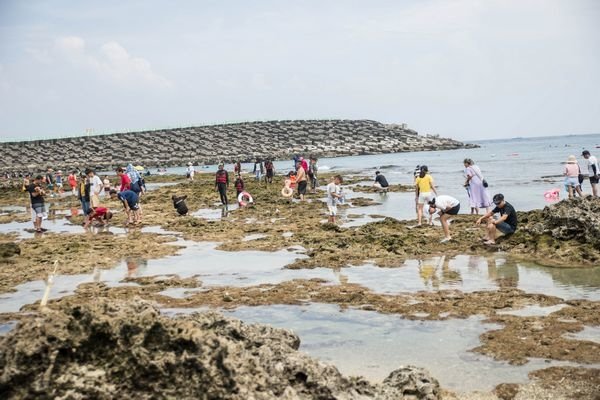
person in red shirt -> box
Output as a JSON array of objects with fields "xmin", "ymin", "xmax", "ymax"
[
  {"xmin": 83, "ymin": 207, "xmax": 113, "ymax": 228},
  {"xmin": 116, "ymin": 167, "xmax": 131, "ymax": 192}
]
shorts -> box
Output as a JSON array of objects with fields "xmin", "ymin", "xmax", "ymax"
[
  {"xmin": 564, "ymin": 176, "xmax": 579, "ymax": 188},
  {"xmin": 298, "ymin": 181, "xmax": 307, "ymax": 195},
  {"xmin": 496, "ymin": 222, "xmax": 516, "ymax": 235},
  {"xmin": 418, "ymin": 192, "xmax": 432, "ymax": 204},
  {"xmin": 590, "ymin": 176, "xmax": 599, "ymax": 184},
  {"xmin": 91, "ymin": 194, "xmax": 101, "ymax": 208},
  {"xmin": 443, "ymin": 204, "xmax": 460, "ymax": 215},
  {"xmin": 327, "ymin": 204, "xmax": 337, "ymax": 216},
  {"xmin": 31, "ymin": 204, "xmax": 44, "ymax": 220},
  {"xmin": 127, "ymin": 201, "xmax": 140, "ymax": 211}
]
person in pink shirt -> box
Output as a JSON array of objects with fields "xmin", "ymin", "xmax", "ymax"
[
  {"xmin": 564, "ymin": 155, "xmax": 583, "ymax": 198},
  {"xmin": 116, "ymin": 167, "xmax": 131, "ymax": 192}
]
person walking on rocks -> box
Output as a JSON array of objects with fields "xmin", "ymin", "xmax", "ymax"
[
  {"xmin": 253, "ymin": 159, "xmax": 263, "ymax": 182},
  {"xmin": 415, "ymin": 166, "xmax": 437, "ymax": 226},
  {"xmin": 463, "ymin": 159, "xmax": 491, "ymax": 214},
  {"xmin": 326, "ymin": 175, "xmax": 343, "ymax": 223},
  {"xmin": 296, "ymin": 161, "xmax": 308, "ymax": 201},
  {"xmin": 187, "ymin": 162, "xmax": 195, "ymax": 181},
  {"xmin": 564, "ymin": 155, "xmax": 584, "ymax": 199},
  {"xmin": 476, "ymin": 193, "xmax": 517, "ymax": 245},
  {"xmin": 55, "ymin": 171, "xmax": 64, "ymax": 194},
  {"xmin": 27, "ymin": 175, "xmax": 47, "ymax": 233},
  {"xmin": 215, "ymin": 163, "xmax": 229, "ymax": 206},
  {"xmin": 428, "ymin": 195, "xmax": 460, "ymax": 243},
  {"xmin": 582, "ymin": 150, "xmax": 599, "ymax": 197}
]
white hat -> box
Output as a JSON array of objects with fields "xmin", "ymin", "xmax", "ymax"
[
  {"xmin": 567, "ymin": 155, "xmax": 577, "ymax": 164},
  {"xmin": 188, "ymin": 162, "xmax": 193, "ymax": 166}
]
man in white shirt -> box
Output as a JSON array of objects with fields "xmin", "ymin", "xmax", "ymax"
[
  {"xmin": 582, "ymin": 150, "xmax": 599, "ymax": 197},
  {"xmin": 86, "ymin": 169, "xmax": 103, "ymax": 209},
  {"xmin": 428, "ymin": 195, "xmax": 460, "ymax": 243}
]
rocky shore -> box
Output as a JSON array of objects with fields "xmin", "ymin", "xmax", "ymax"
[
  {"xmin": 0, "ymin": 299, "xmax": 440, "ymax": 400},
  {"xmin": 0, "ymin": 119, "xmax": 476, "ymax": 173}
]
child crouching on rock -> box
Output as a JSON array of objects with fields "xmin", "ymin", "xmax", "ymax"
[
  {"xmin": 172, "ymin": 194, "xmax": 189, "ymax": 216},
  {"xmin": 110, "ymin": 189, "xmax": 141, "ymax": 226},
  {"xmin": 83, "ymin": 207, "xmax": 113, "ymax": 228}
]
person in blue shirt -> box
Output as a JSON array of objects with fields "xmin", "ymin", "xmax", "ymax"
[{"xmin": 109, "ymin": 189, "xmax": 141, "ymax": 225}]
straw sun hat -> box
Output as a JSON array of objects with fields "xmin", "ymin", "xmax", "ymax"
[{"xmin": 567, "ymin": 155, "xmax": 577, "ymax": 164}]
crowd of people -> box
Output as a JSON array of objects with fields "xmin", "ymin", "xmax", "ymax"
[{"xmin": 18, "ymin": 149, "xmax": 598, "ymax": 242}]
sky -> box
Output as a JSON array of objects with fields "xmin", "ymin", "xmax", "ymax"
[{"xmin": 0, "ymin": 0, "xmax": 599, "ymax": 142}]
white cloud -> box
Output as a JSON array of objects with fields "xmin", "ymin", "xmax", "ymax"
[{"xmin": 55, "ymin": 36, "xmax": 172, "ymax": 88}]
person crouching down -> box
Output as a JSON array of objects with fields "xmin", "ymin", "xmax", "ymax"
[
  {"xmin": 172, "ymin": 194, "xmax": 189, "ymax": 216},
  {"xmin": 110, "ymin": 189, "xmax": 141, "ymax": 225},
  {"xmin": 83, "ymin": 207, "xmax": 113, "ymax": 228},
  {"xmin": 476, "ymin": 193, "xmax": 517, "ymax": 245},
  {"xmin": 428, "ymin": 195, "xmax": 460, "ymax": 243}
]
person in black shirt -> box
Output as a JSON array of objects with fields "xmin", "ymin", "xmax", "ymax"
[
  {"xmin": 476, "ymin": 193, "xmax": 517, "ymax": 245},
  {"xmin": 374, "ymin": 171, "xmax": 389, "ymax": 192},
  {"xmin": 28, "ymin": 175, "xmax": 47, "ymax": 233}
]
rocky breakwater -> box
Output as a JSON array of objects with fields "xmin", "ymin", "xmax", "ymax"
[
  {"xmin": 0, "ymin": 298, "xmax": 441, "ymax": 400},
  {"xmin": 0, "ymin": 119, "xmax": 476, "ymax": 173}
]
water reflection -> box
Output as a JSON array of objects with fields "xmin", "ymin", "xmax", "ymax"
[{"xmin": 343, "ymin": 255, "xmax": 599, "ymax": 300}]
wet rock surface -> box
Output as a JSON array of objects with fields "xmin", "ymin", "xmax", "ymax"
[{"xmin": 0, "ymin": 298, "xmax": 441, "ymax": 399}]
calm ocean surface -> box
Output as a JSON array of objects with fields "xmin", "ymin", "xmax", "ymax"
[{"xmin": 152, "ymin": 133, "xmax": 600, "ymax": 218}]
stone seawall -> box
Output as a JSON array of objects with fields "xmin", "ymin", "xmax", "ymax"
[{"xmin": 0, "ymin": 119, "xmax": 476, "ymax": 172}]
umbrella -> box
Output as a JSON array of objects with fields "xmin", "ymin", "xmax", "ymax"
[{"xmin": 134, "ymin": 165, "xmax": 145, "ymax": 171}]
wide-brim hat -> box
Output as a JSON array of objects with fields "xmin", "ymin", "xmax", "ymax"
[
  {"xmin": 188, "ymin": 162, "xmax": 193, "ymax": 166},
  {"xmin": 567, "ymin": 155, "xmax": 577, "ymax": 164}
]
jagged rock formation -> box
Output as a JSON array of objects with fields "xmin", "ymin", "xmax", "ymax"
[
  {"xmin": 0, "ymin": 119, "xmax": 476, "ymax": 172},
  {"xmin": 0, "ymin": 298, "xmax": 441, "ymax": 399}
]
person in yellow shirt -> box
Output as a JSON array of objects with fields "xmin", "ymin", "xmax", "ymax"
[{"xmin": 414, "ymin": 165, "xmax": 437, "ymax": 225}]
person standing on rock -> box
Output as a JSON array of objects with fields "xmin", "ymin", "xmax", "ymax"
[
  {"xmin": 215, "ymin": 163, "xmax": 229, "ymax": 206},
  {"xmin": 428, "ymin": 195, "xmax": 460, "ymax": 243},
  {"xmin": 55, "ymin": 171, "xmax": 63, "ymax": 194},
  {"xmin": 68, "ymin": 171, "xmax": 78, "ymax": 196},
  {"xmin": 476, "ymin": 193, "xmax": 517, "ymax": 245},
  {"xmin": 415, "ymin": 166, "xmax": 437, "ymax": 226},
  {"xmin": 564, "ymin": 155, "xmax": 583, "ymax": 199},
  {"xmin": 78, "ymin": 172, "xmax": 91, "ymax": 222},
  {"xmin": 264, "ymin": 159, "xmax": 275, "ymax": 184},
  {"xmin": 308, "ymin": 157, "xmax": 319, "ymax": 193},
  {"xmin": 234, "ymin": 173, "xmax": 245, "ymax": 198},
  {"xmin": 463, "ymin": 159, "xmax": 491, "ymax": 214},
  {"xmin": 296, "ymin": 161, "xmax": 308, "ymax": 201},
  {"xmin": 582, "ymin": 150, "xmax": 599, "ymax": 197},
  {"xmin": 28, "ymin": 175, "xmax": 47, "ymax": 233},
  {"xmin": 87, "ymin": 169, "xmax": 103, "ymax": 212},
  {"xmin": 326, "ymin": 175, "xmax": 343, "ymax": 223},
  {"xmin": 117, "ymin": 167, "xmax": 131, "ymax": 192},
  {"xmin": 253, "ymin": 159, "xmax": 264, "ymax": 182},
  {"xmin": 187, "ymin": 162, "xmax": 195, "ymax": 181}
]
